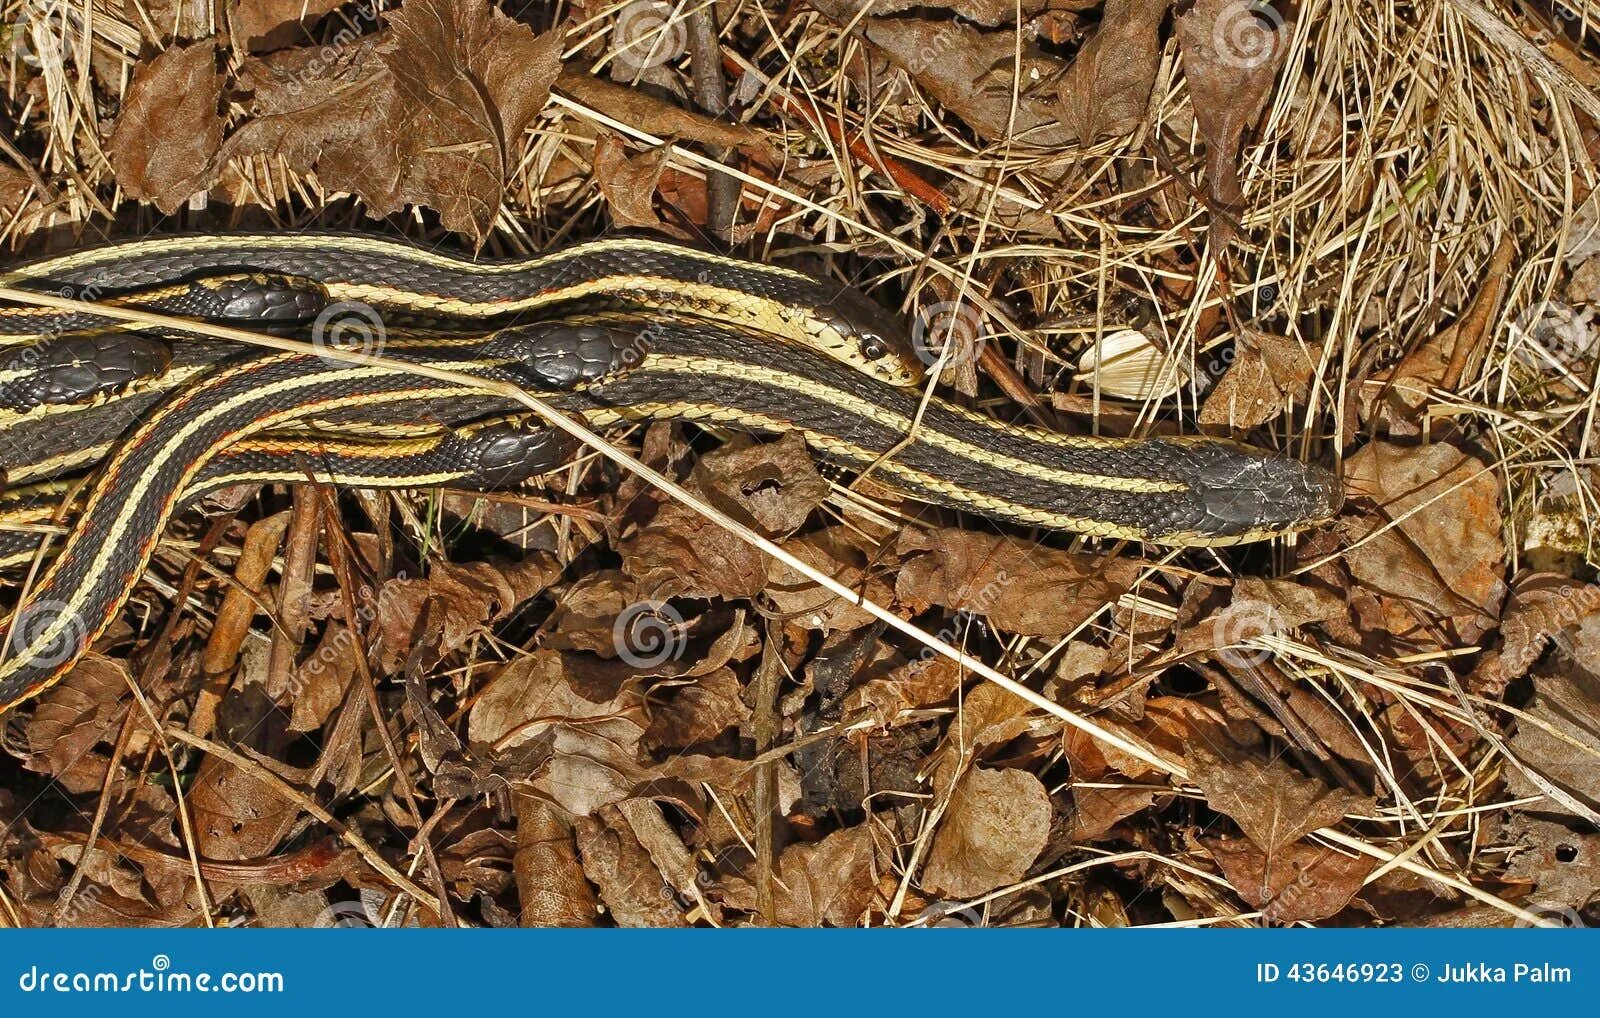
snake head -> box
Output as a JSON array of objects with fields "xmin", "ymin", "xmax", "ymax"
[
  {"xmin": 1152, "ymin": 441, "xmax": 1350, "ymax": 544},
  {"xmin": 482, "ymin": 322, "xmax": 651, "ymax": 390},
  {"xmin": 815, "ymin": 287, "xmax": 924, "ymax": 388},
  {"xmin": 1164, "ymin": 440, "xmax": 1344, "ymax": 544}
]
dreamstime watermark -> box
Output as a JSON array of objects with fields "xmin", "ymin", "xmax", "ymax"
[
  {"xmin": 281, "ymin": 0, "xmax": 381, "ymax": 95},
  {"xmin": 1209, "ymin": 0, "xmax": 1287, "ymax": 69},
  {"xmin": 1210, "ymin": 600, "xmax": 1285, "ymax": 671},
  {"xmin": 293, "ymin": 578, "xmax": 399, "ymax": 697},
  {"xmin": 612, "ymin": 600, "xmax": 687, "ymax": 669},
  {"xmin": 912, "ymin": 301, "xmax": 984, "ymax": 370},
  {"xmin": 1509, "ymin": 299, "xmax": 1598, "ymax": 372},
  {"xmin": 902, "ymin": 22, "xmax": 958, "ymax": 75},
  {"xmin": 916, "ymin": 569, "xmax": 1010, "ymax": 664},
  {"xmin": 613, "ymin": 0, "xmax": 686, "ymax": 75},
  {"xmin": 311, "ymin": 300, "xmax": 387, "ymax": 361},
  {"xmin": 7, "ymin": 598, "xmax": 88, "ymax": 670}
]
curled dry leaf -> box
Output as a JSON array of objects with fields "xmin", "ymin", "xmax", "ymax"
[
  {"xmin": 573, "ymin": 810, "xmax": 688, "ymax": 927},
  {"xmin": 923, "ymin": 766, "xmax": 1051, "ymax": 899},
  {"xmin": 1199, "ymin": 330, "xmax": 1317, "ymax": 429},
  {"xmin": 644, "ymin": 667, "xmax": 751, "ymax": 750},
  {"xmin": 107, "ymin": 43, "xmax": 224, "ymax": 213},
  {"xmin": 694, "ymin": 432, "xmax": 831, "ymax": 539},
  {"xmin": 22, "ymin": 655, "xmax": 132, "ymax": 795},
  {"xmin": 222, "ymin": 0, "xmax": 562, "ymax": 243},
  {"xmin": 556, "ymin": 70, "xmax": 766, "ymax": 153},
  {"xmin": 374, "ymin": 557, "xmax": 551, "ymax": 673},
  {"xmin": 594, "ymin": 136, "xmax": 671, "ymax": 232},
  {"xmin": 1502, "ymin": 630, "xmax": 1600, "ymax": 819},
  {"xmin": 1174, "ymin": 574, "xmax": 1346, "ymax": 664},
  {"xmin": 1484, "ymin": 573, "xmax": 1600, "ymax": 688},
  {"xmin": 232, "ymin": 0, "xmax": 346, "ymax": 50},
  {"xmin": 766, "ymin": 528, "xmax": 896, "ymax": 634},
  {"xmin": 514, "ymin": 793, "xmax": 599, "ymax": 927},
  {"xmin": 619, "ymin": 498, "xmax": 768, "ymax": 600},
  {"xmin": 861, "ymin": 19, "xmax": 1076, "ymax": 148}
]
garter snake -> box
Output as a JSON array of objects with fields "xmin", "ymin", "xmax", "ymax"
[{"xmin": 0, "ymin": 235, "xmax": 1342, "ymax": 714}]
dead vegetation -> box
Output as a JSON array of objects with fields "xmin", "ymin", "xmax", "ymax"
[{"xmin": 1, "ymin": 0, "xmax": 1599, "ymax": 927}]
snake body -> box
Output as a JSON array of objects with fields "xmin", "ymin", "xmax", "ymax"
[{"xmin": 0, "ymin": 234, "xmax": 1342, "ymax": 713}]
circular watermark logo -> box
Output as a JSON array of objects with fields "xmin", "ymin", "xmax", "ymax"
[
  {"xmin": 613, "ymin": 0, "xmax": 687, "ymax": 75},
  {"xmin": 1209, "ymin": 0, "xmax": 1287, "ymax": 68},
  {"xmin": 912, "ymin": 301, "xmax": 984, "ymax": 370},
  {"xmin": 311, "ymin": 300, "xmax": 386, "ymax": 362},
  {"xmin": 1510, "ymin": 300, "xmax": 1596, "ymax": 372},
  {"xmin": 1514, "ymin": 901, "xmax": 1588, "ymax": 928},
  {"xmin": 7, "ymin": 598, "xmax": 88, "ymax": 669},
  {"xmin": 612, "ymin": 600, "xmax": 686, "ymax": 669},
  {"xmin": 312, "ymin": 901, "xmax": 379, "ymax": 928},
  {"xmin": 1210, "ymin": 600, "xmax": 1285, "ymax": 670},
  {"xmin": 7, "ymin": 0, "xmax": 81, "ymax": 69},
  {"xmin": 912, "ymin": 902, "xmax": 983, "ymax": 927}
]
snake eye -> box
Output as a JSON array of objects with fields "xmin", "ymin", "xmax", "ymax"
[{"xmin": 861, "ymin": 336, "xmax": 888, "ymax": 360}]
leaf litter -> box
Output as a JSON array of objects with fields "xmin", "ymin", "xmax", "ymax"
[{"xmin": 0, "ymin": 0, "xmax": 1597, "ymax": 928}]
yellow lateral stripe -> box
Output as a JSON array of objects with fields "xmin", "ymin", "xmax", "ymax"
[
  {"xmin": 7, "ymin": 364, "xmax": 491, "ymax": 667},
  {"xmin": 621, "ymin": 355, "xmax": 1187, "ymax": 494},
  {"xmin": 0, "ymin": 235, "xmax": 820, "ymax": 286}
]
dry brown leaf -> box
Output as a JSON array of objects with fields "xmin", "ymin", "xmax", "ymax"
[
  {"xmin": 1069, "ymin": 784, "xmax": 1158, "ymax": 842},
  {"xmin": 572, "ymin": 809, "xmax": 687, "ymax": 927},
  {"xmin": 1057, "ymin": 0, "xmax": 1169, "ymax": 143},
  {"xmin": 556, "ymin": 70, "xmax": 766, "ymax": 152},
  {"xmin": 22, "ymin": 655, "xmax": 132, "ymax": 795},
  {"xmin": 1189, "ymin": 743, "xmax": 1373, "ymax": 853},
  {"xmin": 1491, "ymin": 573, "xmax": 1600, "ymax": 685},
  {"xmin": 514, "ymin": 793, "xmax": 600, "ymax": 927},
  {"xmin": 189, "ymin": 754, "xmax": 297, "ymax": 861},
  {"xmin": 1340, "ymin": 441, "xmax": 1506, "ymax": 643},
  {"xmin": 843, "ymin": 655, "xmax": 963, "ymax": 723},
  {"xmin": 722, "ymin": 825, "xmax": 884, "ymax": 926},
  {"xmin": 594, "ymin": 136, "xmax": 670, "ymax": 231},
  {"xmin": 644, "ymin": 668, "xmax": 750, "ymax": 750},
  {"xmin": 468, "ymin": 651, "xmax": 648, "ymax": 817},
  {"xmin": 1205, "ymin": 835, "xmax": 1376, "ymax": 923},
  {"xmin": 223, "ymin": 0, "xmax": 562, "ymax": 244},
  {"xmin": 1200, "ymin": 331, "xmax": 1317, "ymax": 429},
  {"xmin": 231, "ymin": 0, "xmax": 346, "ymax": 50},
  {"xmin": 861, "ymin": 19, "xmax": 1076, "ymax": 148},
  {"xmin": 1500, "ymin": 813, "xmax": 1600, "ymax": 919},
  {"xmin": 107, "ymin": 42, "xmax": 224, "ymax": 213},
  {"xmin": 1174, "ymin": 0, "xmax": 1294, "ymax": 221},
  {"xmin": 1503, "ymin": 665, "xmax": 1600, "ymax": 819},
  {"xmin": 923, "ymin": 766, "xmax": 1051, "ymax": 898},
  {"xmin": 693, "ymin": 432, "xmax": 831, "ymax": 539},
  {"xmin": 896, "ymin": 527, "xmax": 1145, "ymax": 640},
  {"xmin": 619, "ymin": 499, "xmax": 768, "ymax": 601},
  {"xmin": 374, "ymin": 558, "xmax": 546, "ymax": 672},
  {"xmin": 1174, "ymin": 574, "xmax": 1346, "ymax": 663},
  {"xmin": 766, "ymin": 528, "xmax": 896, "ymax": 633}
]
